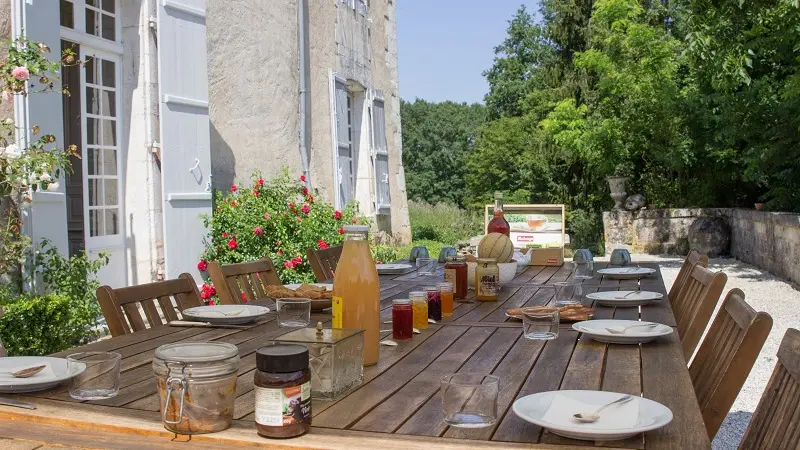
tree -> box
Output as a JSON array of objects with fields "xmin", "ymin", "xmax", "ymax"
[{"xmin": 401, "ymin": 99, "xmax": 486, "ymax": 207}]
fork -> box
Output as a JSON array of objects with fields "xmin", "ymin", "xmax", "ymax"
[{"xmin": 605, "ymin": 323, "xmax": 658, "ymax": 334}]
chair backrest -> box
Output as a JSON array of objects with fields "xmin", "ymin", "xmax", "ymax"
[
  {"xmin": 668, "ymin": 248, "xmax": 709, "ymax": 303},
  {"xmin": 306, "ymin": 245, "xmax": 343, "ymax": 282},
  {"xmin": 673, "ymin": 264, "xmax": 727, "ymax": 359},
  {"xmin": 739, "ymin": 328, "xmax": 800, "ymax": 449},
  {"xmin": 97, "ymin": 273, "xmax": 202, "ymax": 337},
  {"xmin": 207, "ymin": 258, "xmax": 282, "ymax": 304},
  {"xmin": 688, "ymin": 289, "xmax": 773, "ymax": 439}
]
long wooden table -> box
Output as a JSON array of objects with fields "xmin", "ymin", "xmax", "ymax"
[{"xmin": 0, "ymin": 262, "xmax": 710, "ymax": 449}]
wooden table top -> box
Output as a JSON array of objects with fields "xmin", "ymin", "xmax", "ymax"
[{"xmin": 0, "ymin": 262, "xmax": 710, "ymax": 449}]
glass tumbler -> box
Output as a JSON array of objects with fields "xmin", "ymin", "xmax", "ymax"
[
  {"xmin": 440, "ymin": 373, "xmax": 499, "ymax": 428},
  {"xmin": 67, "ymin": 351, "xmax": 122, "ymax": 400},
  {"xmin": 521, "ymin": 307, "xmax": 560, "ymax": 340},
  {"xmin": 554, "ymin": 281, "xmax": 581, "ymax": 306},
  {"xmin": 276, "ymin": 298, "xmax": 311, "ymax": 327},
  {"xmin": 574, "ymin": 260, "xmax": 594, "ymax": 280},
  {"xmin": 416, "ymin": 257, "xmax": 436, "ymax": 276}
]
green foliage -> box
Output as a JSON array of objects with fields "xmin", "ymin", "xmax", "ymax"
[
  {"xmin": 408, "ymin": 200, "xmax": 481, "ymax": 245},
  {"xmin": 394, "ymin": 240, "xmax": 449, "ymax": 264},
  {"xmin": 372, "ymin": 245, "xmax": 398, "ymax": 265},
  {"xmin": 200, "ymin": 170, "xmax": 361, "ymax": 287},
  {"xmin": 0, "ymin": 292, "xmax": 78, "ymax": 356},
  {"xmin": 401, "ymin": 99, "xmax": 486, "ymax": 207},
  {"xmin": 567, "ymin": 209, "xmax": 604, "ymax": 254}
]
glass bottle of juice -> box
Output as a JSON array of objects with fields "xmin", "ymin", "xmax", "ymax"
[
  {"xmin": 332, "ymin": 225, "xmax": 380, "ymax": 366},
  {"xmin": 487, "ymin": 191, "xmax": 510, "ymax": 237}
]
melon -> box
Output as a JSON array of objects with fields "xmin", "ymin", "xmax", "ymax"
[{"xmin": 478, "ymin": 233, "xmax": 514, "ymax": 263}]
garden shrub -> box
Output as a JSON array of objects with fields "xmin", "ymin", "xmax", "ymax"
[
  {"xmin": 0, "ymin": 292, "xmax": 81, "ymax": 356},
  {"xmin": 372, "ymin": 245, "xmax": 399, "ymax": 265},
  {"xmin": 408, "ymin": 200, "xmax": 482, "ymax": 245},
  {"xmin": 567, "ymin": 209, "xmax": 604, "ymax": 255},
  {"xmin": 199, "ymin": 170, "xmax": 362, "ymax": 289}
]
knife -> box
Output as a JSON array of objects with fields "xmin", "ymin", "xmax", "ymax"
[{"xmin": 0, "ymin": 397, "xmax": 36, "ymax": 410}]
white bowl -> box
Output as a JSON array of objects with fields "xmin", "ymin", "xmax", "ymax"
[{"xmin": 467, "ymin": 261, "xmax": 517, "ymax": 287}]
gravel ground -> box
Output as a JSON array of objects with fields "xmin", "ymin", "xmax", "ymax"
[{"xmin": 604, "ymin": 255, "xmax": 800, "ymax": 449}]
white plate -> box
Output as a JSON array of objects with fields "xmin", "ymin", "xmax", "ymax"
[
  {"xmin": 0, "ymin": 357, "xmax": 85, "ymax": 393},
  {"xmin": 512, "ymin": 390, "xmax": 673, "ymax": 441},
  {"xmin": 182, "ymin": 304, "xmax": 270, "ymax": 325},
  {"xmin": 284, "ymin": 283, "xmax": 333, "ymax": 291},
  {"xmin": 597, "ymin": 267, "xmax": 656, "ymax": 280},
  {"xmin": 572, "ymin": 320, "xmax": 673, "ymax": 344},
  {"xmin": 376, "ymin": 263, "xmax": 413, "ymax": 274},
  {"xmin": 586, "ymin": 290, "xmax": 663, "ymax": 307}
]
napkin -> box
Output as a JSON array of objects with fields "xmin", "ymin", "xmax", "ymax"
[
  {"xmin": 0, "ymin": 363, "xmax": 55, "ymax": 382},
  {"xmin": 542, "ymin": 393, "xmax": 640, "ymax": 430}
]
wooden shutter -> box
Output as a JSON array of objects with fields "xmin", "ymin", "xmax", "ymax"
[
  {"xmin": 371, "ymin": 91, "xmax": 390, "ymax": 212},
  {"xmin": 331, "ymin": 73, "xmax": 353, "ymax": 208},
  {"xmin": 157, "ymin": 0, "xmax": 212, "ymax": 281}
]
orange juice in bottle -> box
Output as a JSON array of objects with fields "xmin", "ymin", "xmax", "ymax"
[{"xmin": 332, "ymin": 225, "xmax": 380, "ymax": 366}]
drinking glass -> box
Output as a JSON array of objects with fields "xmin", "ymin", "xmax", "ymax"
[
  {"xmin": 574, "ymin": 260, "xmax": 594, "ymax": 280},
  {"xmin": 554, "ymin": 280, "xmax": 581, "ymax": 306},
  {"xmin": 416, "ymin": 257, "xmax": 436, "ymax": 276},
  {"xmin": 440, "ymin": 373, "xmax": 499, "ymax": 428},
  {"xmin": 276, "ymin": 298, "xmax": 311, "ymax": 327},
  {"xmin": 67, "ymin": 351, "xmax": 122, "ymax": 400},
  {"xmin": 521, "ymin": 307, "xmax": 560, "ymax": 340}
]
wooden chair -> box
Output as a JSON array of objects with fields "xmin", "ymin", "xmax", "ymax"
[
  {"xmin": 207, "ymin": 258, "xmax": 282, "ymax": 304},
  {"xmin": 97, "ymin": 273, "xmax": 202, "ymax": 337},
  {"xmin": 739, "ymin": 328, "xmax": 800, "ymax": 449},
  {"xmin": 672, "ymin": 264, "xmax": 727, "ymax": 359},
  {"xmin": 668, "ymin": 248, "xmax": 709, "ymax": 304},
  {"xmin": 688, "ymin": 289, "xmax": 773, "ymax": 439},
  {"xmin": 306, "ymin": 244, "xmax": 343, "ymax": 282}
]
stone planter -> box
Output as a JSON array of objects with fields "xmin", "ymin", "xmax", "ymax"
[{"xmin": 607, "ymin": 177, "xmax": 628, "ymax": 210}]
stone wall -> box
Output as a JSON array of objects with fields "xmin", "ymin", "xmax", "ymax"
[{"xmin": 604, "ymin": 208, "xmax": 800, "ymax": 285}]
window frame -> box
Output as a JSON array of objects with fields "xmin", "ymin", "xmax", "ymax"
[{"xmin": 60, "ymin": 0, "xmax": 123, "ymax": 55}]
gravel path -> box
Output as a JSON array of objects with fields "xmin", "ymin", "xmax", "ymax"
[{"xmin": 610, "ymin": 255, "xmax": 800, "ymax": 449}]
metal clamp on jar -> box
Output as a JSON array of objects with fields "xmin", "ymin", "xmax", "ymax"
[{"xmin": 153, "ymin": 342, "xmax": 240, "ymax": 434}]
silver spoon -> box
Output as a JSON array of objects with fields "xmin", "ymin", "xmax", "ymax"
[
  {"xmin": 605, "ymin": 323, "xmax": 658, "ymax": 334},
  {"xmin": 0, "ymin": 365, "xmax": 46, "ymax": 378},
  {"xmin": 573, "ymin": 394, "xmax": 633, "ymax": 423}
]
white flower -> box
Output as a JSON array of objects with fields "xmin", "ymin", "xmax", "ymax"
[
  {"xmin": 1, "ymin": 143, "xmax": 20, "ymax": 159},
  {"xmin": 2, "ymin": 118, "xmax": 13, "ymax": 125},
  {"xmin": 27, "ymin": 174, "xmax": 37, "ymax": 184},
  {"xmin": 39, "ymin": 172, "xmax": 51, "ymax": 182},
  {"xmin": 46, "ymin": 182, "xmax": 60, "ymax": 192}
]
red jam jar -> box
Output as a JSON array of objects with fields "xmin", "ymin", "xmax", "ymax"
[
  {"xmin": 392, "ymin": 299, "xmax": 413, "ymax": 340},
  {"xmin": 426, "ymin": 286, "xmax": 442, "ymax": 321}
]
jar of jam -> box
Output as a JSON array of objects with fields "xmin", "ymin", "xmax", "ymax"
[
  {"xmin": 444, "ymin": 256, "xmax": 468, "ymax": 300},
  {"xmin": 392, "ymin": 299, "xmax": 413, "ymax": 339},
  {"xmin": 438, "ymin": 282, "xmax": 454, "ymax": 317},
  {"xmin": 410, "ymin": 291, "xmax": 428, "ymax": 329},
  {"xmin": 426, "ymin": 286, "xmax": 442, "ymax": 321},
  {"xmin": 254, "ymin": 344, "xmax": 311, "ymax": 438},
  {"xmin": 475, "ymin": 258, "xmax": 499, "ymax": 301}
]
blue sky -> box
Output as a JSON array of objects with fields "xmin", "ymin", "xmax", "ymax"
[{"xmin": 396, "ymin": 0, "xmax": 540, "ymax": 104}]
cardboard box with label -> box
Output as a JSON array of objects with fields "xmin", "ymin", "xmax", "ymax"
[{"xmin": 484, "ymin": 204, "xmax": 565, "ymax": 266}]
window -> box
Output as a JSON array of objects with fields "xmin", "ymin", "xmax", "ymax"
[
  {"xmin": 85, "ymin": 0, "xmax": 116, "ymax": 41},
  {"xmin": 84, "ymin": 55, "xmax": 120, "ymax": 237},
  {"xmin": 372, "ymin": 92, "xmax": 390, "ymax": 212},
  {"xmin": 60, "ymin": 0, "xmax": 75, "ymax": 29}
]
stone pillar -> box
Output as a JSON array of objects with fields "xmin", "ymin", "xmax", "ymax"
[{"xmin": 603, "ymin": 210, "xmax": 634, "ymax": 255}]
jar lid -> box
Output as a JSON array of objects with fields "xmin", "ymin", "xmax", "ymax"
[
  {"xmin": 393, "ymin": 298, "xmax": 411, "ymax": 305},
  {"xmin": 438, "ymin": 282, "xmax": 452, "ymax": 290},
  {"xmin": 343, "ymin": 225, "xmax": 370, "ymax": 233},
  {"xmin": 257, "ymin": 344, "xmax": 309, "ymax": 373},
  {"xmin": 425, "ymin": 286, "xmax": 439, "ymax": 292},
  {"xmin": 154, "ymin": 342, "xmax": 239, "ymax": 363},
  {"xmin": 446, "ymin": 256, "xmax": 466, "ymax": 263},
  {"xmin": 477, "ymin": 258, "xmax": 497, "ymax": 264}
]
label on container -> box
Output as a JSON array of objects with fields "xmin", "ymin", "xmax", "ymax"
[
  {"xmin": 254, "ymin": 382, "xmax": 311, "ymax": 427},
  {"xmin": 478, "ymin": 275, "xmax": 499, "ymax": 298},
  {"xmin": 444, "ymin": 268, "xmax": 456, "ymax": 285},
  {"xmin": 332, "ymin": 296, "xmax": 343, "ymax": 328}
]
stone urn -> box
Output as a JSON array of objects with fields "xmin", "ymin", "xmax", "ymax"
[
  {"xmin": 607, "ymin": 177, "xmax": 628, "ymax": 210},
  {"xmin": 688, "ymin": 218, "xmax": 731, "ymax": 258}
]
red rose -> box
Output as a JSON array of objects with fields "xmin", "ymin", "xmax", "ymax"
[
  {"xmin": 308, "ymin": 195, "xmax": 314, "ymax": 203},
  {"xmin": 318, "ymin": 240, "xmax": 328, "ymax": 250},
  {"xmin": 352, "ymin": 217, "xmax": 358, "ymax": 224},
  {"xmin": 294, "ymin": 256, "xmax": 302, "ymax": 264},
  {"xmin": 240, "ymin": 292, "xmax": 248, "ymax": 302},
  {"xmin": 231, "ymin": 201, "xmax": 237, "ymax": 207},
  {"xmin": 209, "ymin": 286, "xmax": 216, "ymax": 296},
  {"xmin": 200, "ymin": 289, "xmax": 210, "ymax": 300},
  {"xmin": 228, "ymin": 238, "xmax": 238, "ymax": 249},
  {"xmin": 222, "ymin": 232, "xmax": 229, "ymax": 238},
  {"xmin": 283, "ymin": 260, "xmax": 294, "ymax": 269},
  {"xmin": 253, "ymin": 190, "xmax": 260, "ymax": 197},
  {"xmin": 264, "ymin": 213, "xmax": 271, "ymax": 220},
  {"xmin": 277, "ymin": 249, "xmax": 283, "ymax": 255},
  {"xmin": 337, "ymin": 227, "xmax": 344, "ymax": 234},
  {"xmin": 334, "ymin": 210, "xmax": 343, "ymax": 220},
  {"xmin": 197, "ymin": 260, "xmax": 208, "ymax": 272},
  {"xmin": 301, "ymin": 204, "xmax": 310, "ymax": 214},
  {"xmin": 300, "ymin": 174, "xmax": 306, "ymax": 182},
  {"xmin": 208, "ymin": 300, "xmax": 216, "ymax": 306},
  {"xmin": 288, "ymin": 202, "xmax": 295, "ymax": 209},
  {"xmin": 258, "ymin": 178, "xmax": 264, "ymax": 186},
  {"xmin": 376, "ymin": 261, "xmax": 382, "ymax": 265},
  {"xmin": 254, "ymin": 226, "xmax": 263, "ymax": 236},
  {"xmin": 231, "ymin": 184, "xmax": 237, "ymax": 192},
  {"xmin": 302, "ymin": 187, "xmax": 308, "ymax": 196}
]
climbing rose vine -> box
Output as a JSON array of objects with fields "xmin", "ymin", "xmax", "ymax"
[{"xmin": 199, "ymin": 170, "xmax": 362, "ymax": 291}]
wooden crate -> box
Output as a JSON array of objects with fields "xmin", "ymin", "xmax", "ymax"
[{"xmin": 484, "ymin": 203, "xmax": 565, "ymax": 266}]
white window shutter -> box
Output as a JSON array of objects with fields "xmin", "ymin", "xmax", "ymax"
[
  {"xmin": 331, "ymin": 73, "xmax": 353, "ymax": 208},
  {"xmin": 157, "ymin": 0, "xmax": 212, "ymax": 281},
  {"xmin": 371, "ymin": 91, "xmax": 390, "ymax": 212}
]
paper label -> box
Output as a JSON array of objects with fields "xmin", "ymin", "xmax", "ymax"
[
  {"xmin": 444, "ymin": 268, "xmax": 456, "ymax": 285},
  {"xmin": 254, "ymin": 382, "xmax": 311, "ymax": 427},
  {"xmin": 332, "ymin": 296, "xmax": 343, "ymax": 328},
  {"xmin": 478, "ymin": 275, "xmax": 498, "ymax": 298}
]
